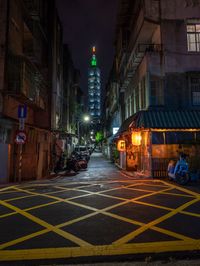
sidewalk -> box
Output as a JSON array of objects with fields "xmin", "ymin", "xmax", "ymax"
[
  {"xmin": 115, "ymin": 162, "xmax": 152, "ymax": 180},
  {"xmin": 53, "ymin": 258, "xmax": 200, "ymax": 266}
]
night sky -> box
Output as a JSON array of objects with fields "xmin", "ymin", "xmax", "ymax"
[{"xmin": 56, "ymin": 0, "xmax": 118, "ymax": 101}]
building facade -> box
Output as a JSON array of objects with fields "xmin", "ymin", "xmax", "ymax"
[
  {"xmin": 104, "ymin": 0, "xmax": 200, "ymax": 176},
  {"xmin": 0, "ymin": 0, "xmax": 63, "ymax": 183},
  {"xmin": 62, "ymin": 44, "xmax": 84, "ymax": 156}
]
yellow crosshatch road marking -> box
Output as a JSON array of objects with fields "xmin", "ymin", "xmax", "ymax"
[
  {"xmin": 0, "ymin": 179, "xmax": 200, "ymax": 262},
  {"xmin": 0, "ymin": 186, "xmax": 15, "ymax": 192},
  {"xmin": 113, "ymin": 197, "xmax": 199, "ymax": 245},
  {"xmin": 0, "ymin": 200, "xmax": 92, "ymax": 248},
  {"xmin": 0, "ymin": 240, "xmax": 200, "ymax": 261},
  {"xmin": 100, "ymin": 211, "xmax": 193, "ymax": 241},
  {"xmin": 127, "ymin": 187, "xmax": 195, "ymax": 198}
]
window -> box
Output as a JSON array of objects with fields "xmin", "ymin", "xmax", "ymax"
[
  {"xmin": 187, "ymin": 23, "xmax": 200, "ymax": 52},
  {"xmin": 190, "ymin": 76, "xmax": 200, "ymax": 105},
  {"xmin": 135, "ymin": 86, "xmax": 139, "ymax": 112},
  {"xmin": 150, "ymin": 76, "xmax": 164, "ymax": 106},
  {"xmin": 196, "ymin": 132, "xmax": 200, "ymax": 143},
  {"xmin": 165, "ymin": 132, "xmax": 194, "ymax": 144},
  {"xmin": 152, "ymin": 132, "xmax": 164, "ymax": 144},
  {"xmin": 126, "ymin": 96, "xmax": 132, "ymax": 118},
  {"xmin": 140, "ymin": 77, "xmax": 146, "ymax": 109}
]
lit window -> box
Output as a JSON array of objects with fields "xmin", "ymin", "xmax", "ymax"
[{"xmin": 187, "ymin": 23, "xmax": 200, "ymax": 52}]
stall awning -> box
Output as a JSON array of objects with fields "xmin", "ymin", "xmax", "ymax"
[
  {"xmin": 129, "ymin": 110, "xmax": 200, "ymax": 129},
  {"xmin": 116, "ymin": 115, "xmax": 136, "ymax": 135}
]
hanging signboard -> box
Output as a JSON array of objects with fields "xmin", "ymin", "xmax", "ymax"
[{"xmin": 117, "ymin": 140, "xmax": 126, "ymax": 151}]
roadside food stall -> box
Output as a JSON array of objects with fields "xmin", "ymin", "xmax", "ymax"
[{"xmin": 116, "ymin": 110, "xmax": 200, "ymax": 178}]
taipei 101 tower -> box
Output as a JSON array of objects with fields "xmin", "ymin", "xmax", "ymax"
[{"xmin": 88, "ymin": 46, "xmax": 101, "ymax": 128}]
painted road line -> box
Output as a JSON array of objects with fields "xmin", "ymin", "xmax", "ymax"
[
  {"xmin": 0, "ymin": 190, "xmax": 18, "ymax": 195},
  {"xmin": 0, "ymin": 186, "xmax": 15, "ymax": 192},
  {"xmin": 158, "ymin": 180, "xmax": 200, "ymax": 199},
  {"xmin": 0, "ymin": 228, "xmax": 49, "ymax": 250},
  {"xmin": 113, "ymin": 198, "xmax": 199, "ymax": 245},
  {"xmin": 102, "ymin": 211, "xmax": 193, "ymax": 241},
  {"xmin": 133, "ymin": 199, "xmax": 200, "ymax": 218},
  {"xmin": 13, "ymin": 187, "xmax": 98, "ymax": 212},
  {"xmin": 74, "ymin": 182, "xmax": 144, "ymax": 195},
  {"xmin": 1, "ymin": 181, "xmax": 198, "ymax": 254},
  {"xmin": 127, "ymin": 186, "xmax": 195, "ymax": 198},
  {"xmin": 5, "ymin": 194, "xmax": 37, "ymax": 202},
  {"xmin": 13, "ymin": 184, "xmax": 148, "ymax": 215},
  {"xmin": 0, "ymin": 187, "xmax": 180, "ymax": 250},
  {"xmin": 0, "ymin": 240, "xmax": 200, "ymax": 261},
  {"xmin": 0, "ymin": 200, "xmax": 61, "ymax": 219},
  {"xmin": 0, "ymin": 210, "xmax": 100, "ymax": 250},
  {"xmin": 0, "ymin": 200, "xmax": 92, "ymax": 248},
  {"xmin": 100, "ymin": 187, "xmax": 173, "ymax": 204}
]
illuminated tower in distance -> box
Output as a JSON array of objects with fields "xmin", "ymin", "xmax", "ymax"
[{"xmin": 88, "ymin": 46, "xmax": 101, "ymax": 129}]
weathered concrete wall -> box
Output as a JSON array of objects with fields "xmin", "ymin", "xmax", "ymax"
[
  {"xmin": 0, "ymin": 0, "xmax": 8, "ymax": 91},
  {"xmin": 164, "ymin": 73, "xmax": 187, "ymax": 109},
  {"xmin": 161, "ymin": 0, "xmax": 200, "ymax": 20},
  {"xmin": 161, "ymin": 20, "xmax": 200, "ymax": 73}
]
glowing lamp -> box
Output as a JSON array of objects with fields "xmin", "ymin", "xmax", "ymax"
[
  {"xmin": 131, "ymin": 132, "xmax": 142, "ymax": 146},
  {"xmin": 117, "ymin": 140, "xmax": 126, "ymax": 151},
  {"xmin": 92, "ymin": 46, "xmax": 96, "ymax": 53}
]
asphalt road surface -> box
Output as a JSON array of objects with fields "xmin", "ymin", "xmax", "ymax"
[{"xmin": 0, "ymin": 153, "xmax": 200, "ymax": 266}]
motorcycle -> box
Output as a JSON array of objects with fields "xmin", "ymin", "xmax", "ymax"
[
  {"xmin": 71, "ymin": 151, "xmax": 88, "ymax": 170},
  {"xmin": 167, "ymin": 153, "xmax": 190, "ymax": 185},
  {"xmin": 54, "ymin": 154, "xmax": 79, "ymax": 174}
]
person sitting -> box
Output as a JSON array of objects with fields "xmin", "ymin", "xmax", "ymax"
[
  {"xmin": 168, "ymin": 160, "xmax": 175, "ymax": 179},
  {"xmin": 168, "ymin": 153, "xmax": 188, "ymax": 180}
]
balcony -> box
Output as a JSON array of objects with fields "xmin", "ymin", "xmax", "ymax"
[
  {"xmin": 121, "ymin": 43, "xmax": 162, "ymax": 89},
  {"xmin": 7, "ymin": 54, "xmax": 47, "ymax": 110},
  {"xmin": 23, "ymin": 0, "xmax": 41, "ymax": 20},
  {"xmin": 23, "ymin": 19, "xmax": 47, "ymax": 65}
]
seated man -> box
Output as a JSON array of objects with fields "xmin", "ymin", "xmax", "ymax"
[{"xmin": 168, "ymin": 153, "xmax": 188, "ymax": 180}]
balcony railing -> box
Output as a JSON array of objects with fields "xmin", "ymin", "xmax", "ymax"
[
  {"xmin": 23, "ymin": 0, "xmax": 41, "ymax": 19},
  {"xmin": 23, "ymin": 19, "xmax": 47, "ymax": 65},
  {"xmin": 7, "ymin": 54, "xmax": 47, "ymax": 110},
  {"xmin": 120, "ymin": 43, "xmax": 162, "ymax": 89}
]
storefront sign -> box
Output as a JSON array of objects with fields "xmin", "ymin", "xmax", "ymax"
[{"xmin": 117, "ymin": 140, "xmax": 126, "ymax": 151}]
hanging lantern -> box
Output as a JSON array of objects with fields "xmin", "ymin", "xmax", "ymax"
[
  {"xmin": 131, "ymin": 132, "xmax": 142, "ymax": 146},
  {"xmin": 117, "ymin": 140, "xmax": 126, "ymax": 151}
]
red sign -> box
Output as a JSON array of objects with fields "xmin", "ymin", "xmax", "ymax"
[{"xmin": 15, "ymin": 131, "xmax": 27, "ymax": 144}]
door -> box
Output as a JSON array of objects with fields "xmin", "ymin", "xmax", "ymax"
[{"xmin": 0, "ymin": 144, "xmax": 10, "ymax": 183}]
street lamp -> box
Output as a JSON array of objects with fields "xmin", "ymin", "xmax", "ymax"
[{"xmin": 77, "ymin": 115, "xmax": 90, "ymax": 148}]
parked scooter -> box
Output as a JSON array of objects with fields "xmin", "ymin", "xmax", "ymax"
[
  {"xmin": 54, "ymin": 154, "xmax": 79, "ymax": 174},
  {"xmin": 167, "ymin": 153, "xmax": 190, "ymax": 185},
  {"xmin": 71, "ymin": 151, "xmax": 88, "ymax": 170}
]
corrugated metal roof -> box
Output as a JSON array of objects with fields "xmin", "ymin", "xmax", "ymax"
[
  {"xmin": 129, "ymin": 110, "xmax": 200, "ymax": 129},
  {"xmin": 117, "ymin": 114, "xmax": 135, "ymax": 135}
]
